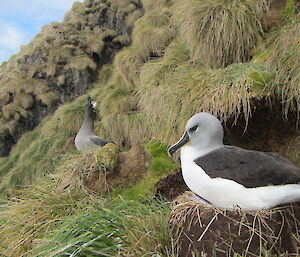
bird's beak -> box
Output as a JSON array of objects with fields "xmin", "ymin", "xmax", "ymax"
[{"xmin": 168, "ymin": 132, "xmax": 189, "ymax": 157}]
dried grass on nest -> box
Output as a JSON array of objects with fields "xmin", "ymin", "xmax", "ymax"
[
  {"xmin": 169, "ymin": 192, "xmax": 300, "ymax": 257},
  {"xmin": 56, "ymin": 144, "xmax": 119, "ymax": 194}
]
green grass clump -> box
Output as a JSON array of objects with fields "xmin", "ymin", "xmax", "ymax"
[
  {"xmin": 0, "ymin": 177, "xmax": 98, "ymax": 256},
  {"xmin": 122, "ymin": 181, "xmax": 153, "ymax": 200},
  {"xmin": 146, "ymin": 141, "xmax": 178, "ymax": 177},
  {"xmin": 173, "ymin": 0, "xmax": 269, "ymax": 67},
  {"xmin": 31, "ymin": 207, "xmax": 125, "ymax": 257},
  {"xmin": 29, "ymin": 197, "xmax": 172, "ymax": 257},
  {"xmin": 120, "ymin": 141, "xmax": 179, "ymax": 200},
  {"xmin": 283, "ymin": 0, "xmax": 297, "ymax": 18},
  {"xmin": 146, "ymin": 140, "xmax": 168, "ymax": 158}
]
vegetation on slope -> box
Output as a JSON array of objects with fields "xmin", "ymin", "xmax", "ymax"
[
  {"xmin": 0, "ymin": 177, "xmax": 173, "ymax": 256},
  {"xmin": 266, "ymin": 20, "xmax": 300, "ymax": 117},
  {"xmin": 173, "ymin": 0, "xmax": 269, "ymax": 67},
  {"xmin": 0, "ymin": 0, "xmax": 143, "ymax": 156},
  {"xmin": 0, "ymin": 0, "xmax": 300, "ymax": 256}
]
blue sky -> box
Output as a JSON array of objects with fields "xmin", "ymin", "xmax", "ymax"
[{"xmin": 0, "ymin": 0, "xmax": 83, "ymax": 63}]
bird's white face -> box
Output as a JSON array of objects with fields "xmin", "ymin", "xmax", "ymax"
[
  {"xmin": 168, "ymin": 112, "xmax": 224, "ymax": 156},
  {"xmin": 185, "ymin": 113, "xmax": 224, "ymax": 148},
  {"xmin": 91, "ymin": 101, "xmax": 97, "ymax": 108}
]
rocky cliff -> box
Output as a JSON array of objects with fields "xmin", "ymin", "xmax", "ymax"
[{"xmin": 0, "ymin": 0, "xmax": 143, "ymax": 156}]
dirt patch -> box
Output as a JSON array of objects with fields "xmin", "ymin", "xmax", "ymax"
[
  {"xmin": 225, "ymin": 99, "xmax": 300, "ymax": 165},
  {"xmin": 170, "ymin": 193, "xmax": 300, "ymax": 257},
  {"xmin": 265, "ymin": 0, "xmax": 287, "ymax": 30},
  {"xmin": 155, "ymin": 169, "xmax": 188, "ymax": 200}
]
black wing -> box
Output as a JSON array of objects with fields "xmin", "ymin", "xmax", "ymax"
[
  {"xmin": 89, "ymin": 136, "xmax": 111, "ymax": 147},
  {"xmin": 194, "ymin": 146, "xmax": 300, "ymax": 188}
]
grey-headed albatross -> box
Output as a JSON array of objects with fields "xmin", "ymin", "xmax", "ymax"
[
  {"xmin": 75, "ymin": 97, "xmax": 111, "ymax": 151},
  {"xmin": 168, "ymin": 112, "xmax": 300, "ymax": 211}
]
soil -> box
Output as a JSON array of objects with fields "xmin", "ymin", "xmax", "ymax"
[
  {"xmin": 225, "ymin": 99, "xmax": 300, "ymax": 165},
  {"xmin": 155, "ymin": 169, "xmax": 188, "ymax": 200},
  {"xmin": 170, "ymin": 195, "xmax": 300, "ymax": 257},
  {"xmin": 265, "ymin": 0, "xmax": 287, "ymax": 30}
]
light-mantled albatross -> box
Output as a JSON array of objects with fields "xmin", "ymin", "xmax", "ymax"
[
  {"xmin": 168, "ymin": 112, "xmax": 300, "ymax": 211},
  {"xmin": 75, "ymin": 97, "xmax": 111, "ymax": 151}
]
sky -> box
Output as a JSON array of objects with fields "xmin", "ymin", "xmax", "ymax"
[{"xmin": 0, "ymin": 0, "xmax": 83, "ymax": 63}]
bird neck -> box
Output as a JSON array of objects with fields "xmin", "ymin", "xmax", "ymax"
[
  {"xmin": 80, "ymin": 108, "xmax": 94, "ymax": 134},
  {"xmin": 185, "ymin": 142, "xmax": 223, "ymax": 159}
]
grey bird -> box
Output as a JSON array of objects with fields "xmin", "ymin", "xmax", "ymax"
[
  {"xmin": 168, "ymin": 112, "xmax": 300, "ymax": 210},
  {"xmin": 75, "ymin": 97, "xmax": 111, "ymax": 151}
]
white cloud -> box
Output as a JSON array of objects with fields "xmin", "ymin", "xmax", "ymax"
[
  {"xmin": 0, "ymin": 22, "xmax": 29, "ymax": 63},
  {"xmin": 0, "ymin": 0, "xmax": 83, "ymax": 24},
  {"xmin": 0, "ymin": 0, "xmax": 83, "ymax": 63},
  {"xmin": 0, "ymin": 23, "xmax": 28, "ymax": 50}
]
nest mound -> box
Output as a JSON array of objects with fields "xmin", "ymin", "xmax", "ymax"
[
  {"xmin": 170, "ymin": 192, "xmax": 300, "ymax": 257},
  {"xmin": 57, "ymin": 143, "xmax": 149, "ymax": 194}
]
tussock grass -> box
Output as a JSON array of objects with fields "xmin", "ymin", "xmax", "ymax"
[
  {"xmin": 99, "ymin": 112, "xmax": 150, "ymax": 147},
  {"xmin": 115, "ymin": 46, "xmax": 146, "ymax": 87},
  {"xmin": 30, "ymin": 197, "xmax": 173, "ymax": 257},
  {"xmin": 65, "ymin": 56, "xmax": 97, "ymax": 71},
  {"xmin": 173, "ymin": 0, "xmax": 269, "ymax": 67},
  {"xmin": 139, "ymin": 39, "xmax": 274, "ymax": 144},
  {"xmin": 115, "ymin": 1, "xmax": 174, "ymax": 88},
  {"xmin": 56, "ymin": 144, "xmax": 119, "ymax": 194},
  {"xmin": 99, "ymin": 85, "xmax": 136, "ymax": 115},
  {"xmin": 266, "ymin": 18, "xmax": 300, "ymax": 118},
  {"xmin": 0, "ymin": 176, "xmax": 174, "ymax": 257},
  {"xmin": 0, "ymin": 77, "xmax": 56, "ymax": 124},
  {"xmin": 97, "ymin": 64, "xmax": 114, "ymax": 85},
  {"xmin": 0, "ymin": 177, "xmax": 98, "ymax": 256},
  {"xmin": 133, "ymin": 9, "xmax": 175, "ymax": 58},
  {"xmin": 142, "ymin": 0, "xmax": 173, "ymax": 12}
]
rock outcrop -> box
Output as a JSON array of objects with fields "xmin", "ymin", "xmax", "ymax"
[{"xmin": 0, "ymin": 0, "xmax": 143, "ymax": 156}]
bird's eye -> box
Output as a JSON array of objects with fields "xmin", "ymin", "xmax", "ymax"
[{"xmin": 189, "ymin": 125, "xmax": 198, "ymax": 132}]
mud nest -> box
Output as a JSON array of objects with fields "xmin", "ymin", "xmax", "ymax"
[{"xmin": 170, "ymin": 192, "xmax": 300, "ymax": 257}]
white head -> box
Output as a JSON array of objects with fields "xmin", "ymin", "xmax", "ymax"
[{"xmin": 168, "ymin": 112, "xmax": 224, "ymax": 156}]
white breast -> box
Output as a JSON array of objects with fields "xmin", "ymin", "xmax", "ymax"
[{"xmin": 180, "ymin": 145, "xmax": 300, "ymax": 211}]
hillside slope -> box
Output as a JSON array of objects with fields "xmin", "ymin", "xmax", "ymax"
[
  {"xmin": 0, "ymin": 0, "xmax": 143, "ymax": 156},
  {"xmin": 0, "ymin": 0, "xmax": 300, "ymax": 256},
  {"xmin": 0, "ymin": 0, "xmax": 299, "ymax": 191}
]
